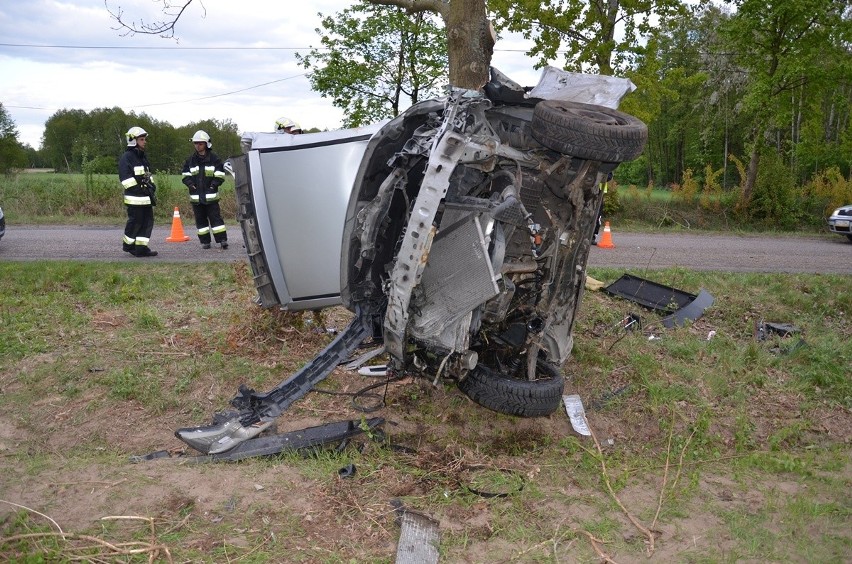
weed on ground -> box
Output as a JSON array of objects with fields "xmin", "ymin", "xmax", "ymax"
[{"xmin": 1, "ymin": 261, "xmax": 849, "ymax": 562}]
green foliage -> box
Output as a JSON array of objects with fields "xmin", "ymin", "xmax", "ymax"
[
  {"xmin": 297, "ymin": 1, "xmax": 447, "ymax": 127},
  {"xmin": 803, "ymin": 166, "xmax": 852, "ymax": 216},
  {"xmin": 672, "ymin": 167, "xmax": 699, "ymax": 204},
  {"xmin": 39, "ymin": 107, "xmax": 242, "ymax": 174},
  {"xmin": 489, "ymin": 0, "xmax": 686, "ymax": 76},
  {"xmin": 602, "ymin": 182, "xmax": 622, "ymax": 216},
  {"xmin": 748, "ymin": 150, "xmax": 801, "ymax": 228},
  {"xmin": 0, "ymin": 102, "xmax": 27, "ymax": 173},
  {"xmin": 700, "ymin": 164, "xmax": 724, "ymax": 211},
  {"xmin": 607, "ymin": 0, "xmax": 852, "ymax": 200},
  {"xmin": 0, "ymin": 171, "xmax": 235, "ymax": 224}
]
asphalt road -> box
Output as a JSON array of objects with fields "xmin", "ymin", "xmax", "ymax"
[{"xmin": 1, "ymin": 225, "xmax": 850, "ymax": 274}]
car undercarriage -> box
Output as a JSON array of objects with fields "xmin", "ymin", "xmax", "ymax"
[{"xmin": 176, "ymin": 69, "xmax": 648, "ymax": 456}]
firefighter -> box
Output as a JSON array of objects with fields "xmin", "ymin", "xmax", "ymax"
[
  {"xmin": 592, "ymin": 171, "xmax": 613, "ymax": 245},
  {"xmin": 181, "ymin": 130, "xmax": 229, "ymax": 249},
  {"xmin": 274, "ymin": 116, "xmax": 303, "ymax": 134},
  {"xmin": 119, "ymin": 126, "xmax": 157, "ymax": 257}
]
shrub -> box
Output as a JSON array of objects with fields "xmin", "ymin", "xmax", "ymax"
[
  {"xmin": 700, "ymin": 164, "xmax": 724, "ymax": 212},
  {"xmin": 673, "ymin": 168, "xmax": 699, "ymax": 204},
  {"xmin": 748, "ymin": 151, "xmax": 800, "ymax": 229}
]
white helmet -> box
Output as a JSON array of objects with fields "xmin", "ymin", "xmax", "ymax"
[
  {"xmin": 125, "ymin": 126, "xmax": 148, "ymax": 147},
  {"xmin": 274, "ymin": 117, "xmax": 301, "ymax": 133},
  {"xmin": 191, "ymin": 130, "xmax": 212, "ymax": 148}
]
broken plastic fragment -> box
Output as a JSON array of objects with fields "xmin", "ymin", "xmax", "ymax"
[
  {"xmin": 175, "ymin": 417, "xmax": 272, "ymax": 454},
  {"xmin": 358, "ymin": 364, "xmax": 388, "ymax": 377},
  {"xmin": 562, "ymin": 394, "xmax": 591, "ymax": 436}
]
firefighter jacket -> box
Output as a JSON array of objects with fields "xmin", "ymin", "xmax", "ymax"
[
  {"xmin": 181, "ymin": 150, "xmax": 226, "ymax": 204},
  {"xmin": 119, "ymin": 147, "xmax": 155, "ymax": 206}
]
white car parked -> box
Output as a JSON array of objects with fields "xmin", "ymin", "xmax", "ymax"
[{"xmin": 827, "ymin": 204, "xmax": 852, "ymax": 242}]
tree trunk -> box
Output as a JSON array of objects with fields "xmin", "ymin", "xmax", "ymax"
[
  {"xmin": 446, "ymin": 0, "xmax": 493, "ymax": 89},
  {"xmin": 743, "ymin": 140, "xmax": 760, "ymax": 203}
]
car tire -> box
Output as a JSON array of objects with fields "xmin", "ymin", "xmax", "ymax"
[
  {"xmin": 458, "ymin": 361, "xmax": 565, "ymax": 417},
  {"xmin": 531, "ymin": 100, "xmax": 648, "ymax": 162},
  {"xmin": 846, "ymin": 234, "xmax": 852, "ymax": 243}
]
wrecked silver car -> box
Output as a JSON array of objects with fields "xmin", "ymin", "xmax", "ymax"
[{"xmin": 177, "ymin": 69, "xmax": 648, "ymax": 455}]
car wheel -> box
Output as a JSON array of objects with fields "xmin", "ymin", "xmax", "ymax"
[
  {"xmin": 458, "ymin": 361, "xmax": 565, "ymax": 417},
  {"xmin": 531, "ymin": 100, "xmax": 648, "ymax": 162},
  {"xmin": 846, "ymin": 234, "xmax": 852, "ymax": 243}
]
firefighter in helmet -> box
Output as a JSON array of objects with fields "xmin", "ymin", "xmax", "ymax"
[
  {"xmin": 592, "ymin": 171, "xmax": 613, "ymax": 245},
  {"xmin": 181, "ymin": 130, "xmax": 229, "ymax": 249},
  {"xmin": 119, "ymin": 126, "xmax": 158, "ymax": 257},
  {"xmin": 274, "ymin": 117, "xmax": 303, "ymax": 134}
]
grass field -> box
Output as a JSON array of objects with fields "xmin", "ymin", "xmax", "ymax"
[
  {"xmin": 1, "ymin": 261, "xmax": 849, "ymax": 562},
  {"xmin": 0, "ymin": 171, "xmax": 838, "ymax": 237},
  {"xmin": 0, "ymin": 172, "xmax": 237, "ymax": 225}
]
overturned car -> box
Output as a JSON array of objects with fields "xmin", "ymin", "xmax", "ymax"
[{"xmin": 177, "ymin": 69, "xmax": 648, "ymax": 455}]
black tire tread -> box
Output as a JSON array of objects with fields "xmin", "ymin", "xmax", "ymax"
[
  {"xmin": 532, "ymin": 100, "xmax": 648, "ymax": 162},
  {"xmin": 458, "ymin": 363, "xmax": 564, "ymax": 417}
]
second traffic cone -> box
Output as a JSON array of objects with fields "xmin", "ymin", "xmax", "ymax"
[
  {"xmin": 166, "ymin": 206, "xmax": 191, "ymax": 242},
  {"xmin": 597, "ymin": 221, "xmax": 615, "ymax": 249}
]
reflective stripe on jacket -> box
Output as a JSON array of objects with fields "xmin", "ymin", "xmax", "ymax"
[{"xmin": 181, "ymin": 150, "xmax": 226, "ymax": 204}]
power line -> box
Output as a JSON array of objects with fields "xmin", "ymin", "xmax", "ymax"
[
  {"xmin": 135, "ymin": 74, "xmax": 306, "ymax": 108},
  {"xmin": 5, "ymin": 73, "xmax": 307, "ymax": 112},
  {"xmin": 0, "ymin": 42, "xmax": 534, "ymax": 53},
  {"xmin": 0, "ymin": 43, "xmax": 310, "ymax": 50}
]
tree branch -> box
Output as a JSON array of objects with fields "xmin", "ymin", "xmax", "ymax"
[
  {"xmin": 366, "ymin": 0, "xmax": 449, "ymax": 20},
  {"xmin": 105, "ymin": 0, "xmax": 199, "ymax": 38}
]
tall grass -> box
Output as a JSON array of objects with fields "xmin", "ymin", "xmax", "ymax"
[
  {"xmin": 0, "ymin": 172, "xmax": 236, "ymax": 224},
  {"xmin": 608, "ymin": 183, "xmax": 830, "ymax": 233},
  {"xmin": 2, "ymin": 169, "xmax": 846, "ymax": 234}
]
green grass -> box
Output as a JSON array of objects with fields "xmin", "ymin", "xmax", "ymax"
[
  {"xmin": 1, "ymin": 172, "xmax": 838, "ymax": 237},
  {"xmin": 0, "ymin": 171, "xmax": 236, "ymax": 224},
  {"xmin": 0, "ymin": 262, "xmax": 849, "ymax": 562}
]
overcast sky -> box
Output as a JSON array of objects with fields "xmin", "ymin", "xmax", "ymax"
[{"xmin": 0, "ymin": 0, "xmax": 548, "ymax": 149}]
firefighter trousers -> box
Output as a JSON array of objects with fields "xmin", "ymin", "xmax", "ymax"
[
  {"xmin": 192, "ymin": 201, "xmax": 227, "ymax": 244},
  {"xmin": 123, "ymin": 204, "xmax": 155, "ymax": 252}
]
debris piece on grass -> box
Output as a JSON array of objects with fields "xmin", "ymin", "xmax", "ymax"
[
  {"xmin": 603, "ymin": 274, "xmax": 714, "ymax": 327},
  {"xmin": 395, "ymin": 509, "xmax": 440, "ymax": 564},
  {"xmin": 563, "ymin": 394, "xmax": 591, "ymax": 436},
  {"xmin": 358, "ymin": 364, "xmax": 388, "ymax": 377},
  {"xmin": 129, "ymin": 417, "xmax": 384, "ymax": 463},
  {"xmin": 338, "ymin": 463, "xmax": 357, "ymax": 478},
  {"xmin": 585, "ymin": 275, "xmax": 606, "ymax": 291},
  {"xmin": 755, "ymin": 320, "xmax": 800, "ymax": 341},
  {"xmin": 617, "ymin": 313, "xmax": 642, "ymax": 331}
]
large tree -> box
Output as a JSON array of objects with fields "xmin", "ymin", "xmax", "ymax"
[
  {"xmin": 0, "ymin": 103, "xmax": 28, "ymax": 172},
  {"xmin": 297, "ymin": 2, "xmax": 448, "ymax": 127}
]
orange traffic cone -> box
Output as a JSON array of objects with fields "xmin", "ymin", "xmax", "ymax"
[
  {"xmin": 597, "ymin": 221, "xmax": 615, "ymax": 249},
  {"xmin": 166, "ymin": 207, "xmax": 191, "ymax": 242}
]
